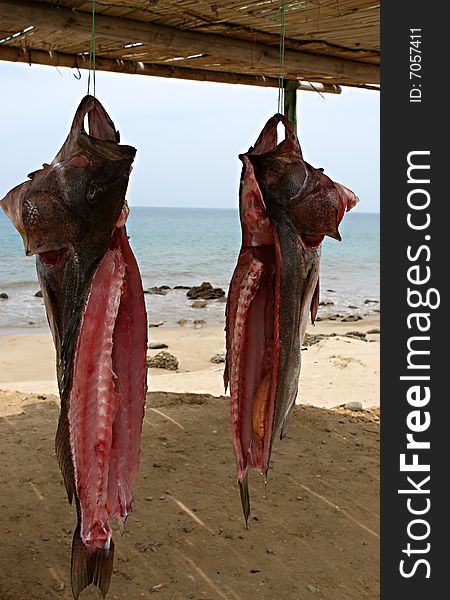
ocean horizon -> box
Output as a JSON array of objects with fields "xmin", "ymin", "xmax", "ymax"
[{"xmin": 0, "ymin": 206, "xmax": 379, "ymax": 330}]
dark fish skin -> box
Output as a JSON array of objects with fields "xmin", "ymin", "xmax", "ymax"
[
  {"xmin": 0, "ymin": 95, "xmax": 139, "ymax": 598},
  {"xmin": 225, "ymin": 114, "xmax": 358, "ymax": 522},
  {"xmin": 266, "ymin": 210, "xmax": 319, "ymax": 443}
]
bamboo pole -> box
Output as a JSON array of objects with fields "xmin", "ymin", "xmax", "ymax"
[
  {"xmin": 284, "ymin": 80, "xmax": 298, "ymax": 133},
  {"xmin": 0, "ymin": 46, "xmax": 343, "ymax": 93}
]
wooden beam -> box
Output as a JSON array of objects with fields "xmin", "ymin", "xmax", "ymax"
[
  {"xmin": 0, "ymin": 0, "xmax": 380, "ymax": 85},
  {"xmin": 0, "ymin": 45, "xmax": 343, "ymax": 93}
]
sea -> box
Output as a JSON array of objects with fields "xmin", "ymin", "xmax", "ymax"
[{"xmin": 0, "ymin": 207, "xmax": 379, "ymax": 331}]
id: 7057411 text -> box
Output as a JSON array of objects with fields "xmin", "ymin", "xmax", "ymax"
[{"xmin": 410, "ymin": 28, "xmax": 422, "ymax": 103}]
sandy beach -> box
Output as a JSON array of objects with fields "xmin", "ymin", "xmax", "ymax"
[{"xmin": 0, "ymin": 315, "xmax": 379, "ymax": 599}]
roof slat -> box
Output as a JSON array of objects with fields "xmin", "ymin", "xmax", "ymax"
[{"xmin": 0, "ymin": 0, "xmax": 379, "ymax": 86}]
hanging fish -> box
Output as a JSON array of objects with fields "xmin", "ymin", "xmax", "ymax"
[
  {"xmin": 224, "ymin": 114, "xmax": 358, "ymax": 522},
  {"xmin": 1, "ymin": 96, "xmax": 147, "ymax": 598}
]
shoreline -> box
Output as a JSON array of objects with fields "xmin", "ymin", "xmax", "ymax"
[
  {"xmin": 0, "ymin": 290, "xmax": 379, "ymax": 330},
  {"xmin": 0, "ymin": 325, "xmax": 49, "ymax": 336},
  {"xmin": 0, "ymin": 314, "xmax": 380, "ymax": 410}
]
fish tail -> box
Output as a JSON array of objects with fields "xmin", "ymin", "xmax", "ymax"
[
  {"xmin": 239, "ymin": 472, "xmax": 251, "ymax": 528},
  {"xmin": 71, "ymin": 525, "xmax": 115, "ymax": 599}
]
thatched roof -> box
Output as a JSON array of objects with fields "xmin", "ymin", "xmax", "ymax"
[{"xmin": 0, "ymin": 1, "xmax": 379, "ymax": 89}]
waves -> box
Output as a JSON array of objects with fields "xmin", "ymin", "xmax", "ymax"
[{"xmin": 0, "ymin": 207, "xmax": 379, "ymax": 329}]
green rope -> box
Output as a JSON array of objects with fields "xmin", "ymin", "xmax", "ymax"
[
  {"xmin": 277, "ymin": 0, "xmax": 286, "ymax": 114},
  {"xmin": 87, "ymin": 0, "xmax": 96, "ymax": 97}
]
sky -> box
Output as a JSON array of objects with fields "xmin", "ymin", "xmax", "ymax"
[{"xmin": 0, "ymin": 61, "xmax": 379, "ymax": 212}]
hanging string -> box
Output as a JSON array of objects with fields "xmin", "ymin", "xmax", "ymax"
[
  {"xmin": 308, "ymin": 81, "xmax": 326, "ymax": 100},
  {"xmin": 277, "ymin": 0, "xmax": 286, "ymax": 114},
  {"xmin": 87, "ymin": 0, "xmax": 96, "ymax": 97}
]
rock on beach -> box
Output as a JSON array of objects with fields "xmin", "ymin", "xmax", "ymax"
[
  {"xmin": 187, "ymin": 282, "xmax": 225, "ymax": 300},
  {"xmin": 210, "ymin": 353, "xmax": 226, "ymax": 364},
  {"xmin": 148, "ymin": 342, "xmax": 169, "ymax": 350},
  {"xmin": 147, "ymin": 351, "xmax": 178, "ymax": 371},
  {"xmin": 191, "ymin": 300, "xmax": 207, "ymax": 309},
  {"xmin": 341, "ymin": 315, "xmax": 362, "ymax": 322},
  {"xmin": 147, "ymin": 286, "xmax": 169, "ymax": 295}
]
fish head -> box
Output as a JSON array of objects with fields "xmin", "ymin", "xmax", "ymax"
[
  {"xmin": 1, "ymin": 96, "xmax": 136, "ymax": 364},
  {"xmin": 1, "ymin": 96, "xmax": 136, "ymax": 263},
  {"xmin": 0, "ymin": 179, "xmax": 31, "ymax": 244},
  {"xmin": 287, "ymin": 165, "xmax": 359, "ymax": 247},
  {"xmin": 237, "ymin": 114, "xmax": 304, "ymax": 248},
  {"xmin": 248, "ymin": 114, "xmax": 359, "ymax": 248}
]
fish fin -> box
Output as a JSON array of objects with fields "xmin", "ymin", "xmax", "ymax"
[
  {"xmin": 71, "ymin": 525, "xmax": 115, "ymax": 599},
  {"xmin": 223, "ymin": 355, "xmax": 229, "ymax": 393},
  {"xmin": 280, "ymin": 401, "xmax": 296, "ymax": 440},
  {"xmin": 239, "ymin": 472, "xmax": 251, "ymax": 528},
  {"xmin": 55, "ymin": 408, "xmax": 75, "ymax": 504},
  {"xmin": 310, "ymin": 278, "xmax": 320, "ymax": 325}
]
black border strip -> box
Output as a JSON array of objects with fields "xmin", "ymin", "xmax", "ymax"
[{"xmin": 381, "ymin": 3, "xmax": 446, "ymax": 597}]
